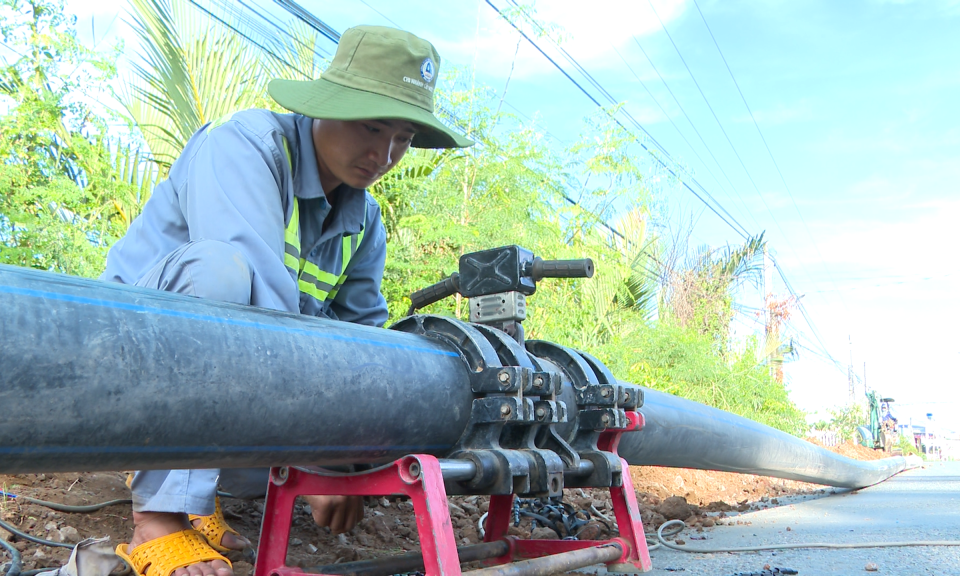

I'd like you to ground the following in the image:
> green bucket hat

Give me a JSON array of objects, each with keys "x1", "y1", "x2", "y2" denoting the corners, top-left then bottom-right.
[{"x1": 269, "y1": 25, "x2": 473, "y2": 149}]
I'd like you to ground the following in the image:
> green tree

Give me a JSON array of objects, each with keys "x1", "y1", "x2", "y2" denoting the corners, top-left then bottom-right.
[{"x1": 0, "y1": 0, "x2": 157, "y2": 276}]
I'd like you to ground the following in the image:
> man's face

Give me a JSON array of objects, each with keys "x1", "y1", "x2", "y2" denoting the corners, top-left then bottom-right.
[{"x1": 312, "y1": 118, "x2": 417, "y2": 194}]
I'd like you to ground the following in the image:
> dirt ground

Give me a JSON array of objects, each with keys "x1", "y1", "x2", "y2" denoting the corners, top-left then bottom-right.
[{"x1": 0, "y1": 441, "x2": 887, "y2": 576}]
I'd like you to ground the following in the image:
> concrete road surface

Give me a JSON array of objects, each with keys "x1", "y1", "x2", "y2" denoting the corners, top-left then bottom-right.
[{"x1": 581, "y1": 461, "x2": 960, "y2": 575}]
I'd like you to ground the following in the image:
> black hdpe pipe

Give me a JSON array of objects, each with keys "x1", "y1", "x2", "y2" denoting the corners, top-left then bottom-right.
[
  {"x1": 0, "y1": 264, "x2": 905, "y2": 490},
  {"x1": 0, "y1": 264, "x2": 474, "y2": 473},
  {"x1": 617, "y1": 387, "x2": 908, "y2": 489}
]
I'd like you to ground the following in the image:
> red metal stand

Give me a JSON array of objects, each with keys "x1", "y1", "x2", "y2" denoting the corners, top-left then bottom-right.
[
  {"x1": 253, "y1": 412, "x2": 651, "y2": 576},
  {"x1": 481, "y1": 412, "x2": 652, "y2": 573},
  {"x1": 254, "y1": 455, "x2": 462, "y2": 576}
]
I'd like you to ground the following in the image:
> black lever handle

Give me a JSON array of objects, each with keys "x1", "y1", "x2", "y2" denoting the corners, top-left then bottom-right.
[
  {"x1": 529, "y1": 258, "x2": 594, "y2": 281},
  {"x1": 406, "y1": 273, "x2": 460, "y2": 316}
]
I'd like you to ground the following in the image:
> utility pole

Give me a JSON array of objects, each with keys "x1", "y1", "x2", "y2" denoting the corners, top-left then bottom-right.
[
  {"x1": 848, "y1": 335, "x2": 855, "y2": 404},
  {"x1": 863, "y1": 362, "x2": 867, "y2": 395},
  {"x1": 763, "y1": 245, "x2": 772, "y2": 343}
]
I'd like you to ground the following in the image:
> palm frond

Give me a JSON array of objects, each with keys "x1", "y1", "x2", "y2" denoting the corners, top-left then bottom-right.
[{"x1": 121, "y1": 0, "x2": 263, "y2": 161}]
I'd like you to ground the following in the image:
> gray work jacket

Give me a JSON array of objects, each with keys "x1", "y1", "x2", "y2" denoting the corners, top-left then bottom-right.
[{"x1": 101, "y1": 110, "x2": 389, "y2": 327}]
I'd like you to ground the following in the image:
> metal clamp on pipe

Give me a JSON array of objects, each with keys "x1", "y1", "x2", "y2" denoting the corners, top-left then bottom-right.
[{"x1": 394, "y1": 245, "x2": 640, "y2": 498}]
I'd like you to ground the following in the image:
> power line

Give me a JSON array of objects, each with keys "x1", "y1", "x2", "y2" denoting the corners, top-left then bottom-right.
[
  {"x1": 187, "y1": 0, "x2": 312, "y2": 78},
  {"x1": 489, "y1": 0, "x2": 753, "y2": 241},
  {"x1": 770, "y1": 252, "x2": 844, "y2": 374},
  {"x1": 355, "y1": 0, "x2": 401, "y2": 29},
  {"x1": 642, "y1": 1, "x2": 847, "y2": 371},
  {"x1": 690, "y1": 0, "x2": 851, "y2": 318},
  {"x1": 627, "y1": 35, "x2": 760, "y2": 235},
  {"x1": 645, "y1": 0, "x2": 805, "y2": 261},
  {"x1": 610, "y1": 42, "x2": 752, "y2": 238}
]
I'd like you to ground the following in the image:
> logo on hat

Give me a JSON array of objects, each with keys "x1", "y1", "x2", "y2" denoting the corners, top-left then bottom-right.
[{"x1": 420, "y1": 58, "x2": 435, "y2": 83}]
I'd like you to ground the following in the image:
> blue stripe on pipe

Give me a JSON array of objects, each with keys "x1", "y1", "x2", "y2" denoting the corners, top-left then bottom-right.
[
  {"x1": 0, "y1": 284, "x2": 459, "y2": 357},
  {"x1": 0, "y1": 444, "x2": 450, "y2": 455}
]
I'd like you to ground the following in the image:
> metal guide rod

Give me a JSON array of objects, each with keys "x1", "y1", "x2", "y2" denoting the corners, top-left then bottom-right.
[
  {"x1": 307, "y1": 541, "x2": 510, "y2": 576},
  {"x1": 462, "y1": 544, "x2": 622, "y2": 576},
  {"x1": 439, "y1": 459, "x2": 594, "y2": 482},
  {"x1": 0, "y1": 264, "x2": 907, "y2": 489}
]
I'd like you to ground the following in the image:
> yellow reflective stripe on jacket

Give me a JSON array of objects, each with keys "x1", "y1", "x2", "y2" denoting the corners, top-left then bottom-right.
[
  {"x1": 280, "y1": 135, "x2": 366, "y2": 304},
  {"x1": 283, "y1": 197, "x2": 300, "y2": 272}
]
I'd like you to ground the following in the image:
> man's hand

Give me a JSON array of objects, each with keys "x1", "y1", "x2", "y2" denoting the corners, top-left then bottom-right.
[{"x1": 304, "y1": 494, "x2": 365, "y2": 534}]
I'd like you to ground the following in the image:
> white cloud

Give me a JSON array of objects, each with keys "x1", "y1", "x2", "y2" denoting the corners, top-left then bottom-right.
[{"x1": 430, "y1": 0, "x2": 689, "y2": 81}]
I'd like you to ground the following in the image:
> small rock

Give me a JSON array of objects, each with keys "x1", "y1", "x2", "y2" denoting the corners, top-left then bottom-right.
[
  {"x1": 337, "y1": 533, "x2": 349, "y2": 546},
  {"x1": 33, "y1": 549, "x2": 47, "y2": 560},
  {"x1": 786, "y1": 526, "x2": 792, "y2": 531},
  {"x1": 701, "y1": 518, "x2": 715, "y2": 528},
  {"x1": 307, "y1": 544, "x2": 318, "y2": 553},
  {"x1": 59, "y1": 526, "x2": 81, "y2": 543},
  {"x1": 290, "y1": 538, "x2": 302, "y2": 546},
  {"x1": 448, "y1": 502, "x2": 465, "y2": 516},
  {"x1": 356, "y1": 533, "x2": 375, "y2": 547},
  {"x1": 576, "y1": 522, "x2": 603, "y2": 540},
  {"x1": 379, "y1": 497, "x2": 390, "y2": 508},
  {"x1": 461, "y1": 502, "x2": 479, "y2": 515},
  {"x1": 44, "y1": 521, "x2": 58, "y2": 532},
  {"x1": 865, "y1": 563, "x2": 879, "y2": 572},
  {"x1": 659, "y1": 496, "x2": 698, "y2": 521},
  {"x1": 369, "y1": 516, "x2": 396, "y2": 544},
  {"x1": 674, "y1": 539, "x2": 685, "y2": 545},
  {"x1": 530, "y1": 527, "x2": 559, "y2": 540}
]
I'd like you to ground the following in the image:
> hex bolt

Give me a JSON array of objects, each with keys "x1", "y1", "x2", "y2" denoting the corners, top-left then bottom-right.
[
  {"x1": 600, "y1": 387, "x2": 611, "y2": 398},
  {"x1": 498, "y1": 371, "x2": 511, "y2": 384},
  {"x1": 601, "y1": 413, "x2": 611, "y2": 425},
  {"x1": 533, "y1": 376, "x2": 544, "y2": 389},
  {"x1": 535, "y1": 407, "x2": 546, "y2": 419},
  {"x1": 500, "y1": 404, "x2": 512, "y2": 416}
]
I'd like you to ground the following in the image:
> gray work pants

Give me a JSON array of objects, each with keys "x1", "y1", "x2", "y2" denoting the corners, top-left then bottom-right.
[{"x1": 128, "y1": 239, "x2": 271, "y2": 514}]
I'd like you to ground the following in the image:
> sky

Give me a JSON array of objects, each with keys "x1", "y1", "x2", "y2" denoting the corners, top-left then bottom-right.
[{"x1": 40, "y1": 0, "x2": 960, "y2": 430}]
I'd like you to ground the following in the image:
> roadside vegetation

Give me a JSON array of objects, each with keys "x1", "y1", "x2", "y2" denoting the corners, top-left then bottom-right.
[{"x1": 0, "y1": 0, "x2": 806, "y2": 435}]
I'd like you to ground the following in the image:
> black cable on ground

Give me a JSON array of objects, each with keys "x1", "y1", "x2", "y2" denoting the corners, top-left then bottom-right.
[
  {"x1": 0, "y1": 492, "x2": 131, "y2": 515},
  {"x1": 1, "y1": 535, "x2": 23, "y2": 576},
  {"x1": 655, "y1": 519, "x2": 960, "y2": 553},
  {"x1": 0, "y1": 518, "x2": 73, "y2": 550}
]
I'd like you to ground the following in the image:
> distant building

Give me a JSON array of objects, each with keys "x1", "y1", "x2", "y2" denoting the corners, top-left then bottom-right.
[{"x1": 900, "y1": 414, "x2": 944, "y2": 460}]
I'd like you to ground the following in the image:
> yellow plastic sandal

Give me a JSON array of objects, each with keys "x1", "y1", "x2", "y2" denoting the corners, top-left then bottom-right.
[
  {"x1": 115, "y1": 529, "x2": 230, "y2": 576},
  {"x1": 188, "y1": 497, "x2": 244, "y2": 554}
]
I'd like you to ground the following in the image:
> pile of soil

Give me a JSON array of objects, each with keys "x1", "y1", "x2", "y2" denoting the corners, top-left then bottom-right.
[{"x1": 0, "y1": 441, "x2": 889, "y2": 576}]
